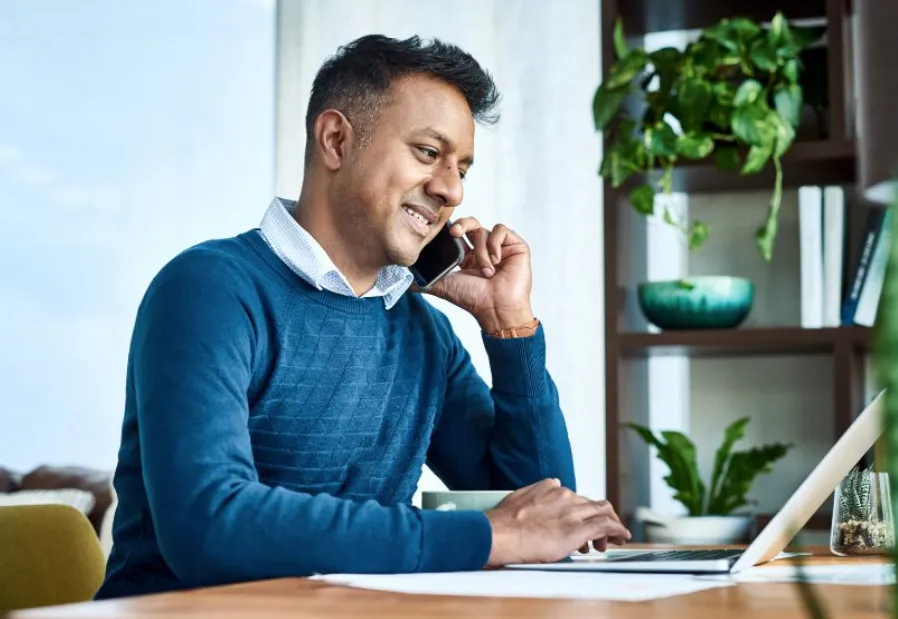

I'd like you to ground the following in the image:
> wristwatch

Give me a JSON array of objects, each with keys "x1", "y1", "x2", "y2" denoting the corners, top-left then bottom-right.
[{"x1": 488, "y1": 318, "x2": 540, "y2": 339}]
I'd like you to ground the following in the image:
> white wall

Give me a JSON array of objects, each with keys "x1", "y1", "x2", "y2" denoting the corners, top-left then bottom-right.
[
  {"x1": 274, "y1": 0, "x2": 606, "y2": 500},
  {"x1": 0, "y1": 1, "x2": 275, "y2": 472}
]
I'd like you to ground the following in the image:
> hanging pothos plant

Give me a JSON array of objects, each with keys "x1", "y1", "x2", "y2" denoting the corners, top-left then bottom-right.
[{"x1": 593, "y1": 13, "x2": 825, "y2": 261}]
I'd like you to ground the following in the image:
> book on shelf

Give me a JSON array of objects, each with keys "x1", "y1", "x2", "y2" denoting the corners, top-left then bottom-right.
[
  {"x1": 798, "y1": 185, "x2": 845, "y2": 328},
  {"x1": 842, "y1": 206, "x2": 892, "y2": 327},
  {"x1": 798, "y1": 185, "x2": 894, "y2": 330}
]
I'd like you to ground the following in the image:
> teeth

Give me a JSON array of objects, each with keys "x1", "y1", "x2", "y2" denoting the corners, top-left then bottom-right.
[{"x1": 403, "y1": 207, "x2": 429, "y2": 225}]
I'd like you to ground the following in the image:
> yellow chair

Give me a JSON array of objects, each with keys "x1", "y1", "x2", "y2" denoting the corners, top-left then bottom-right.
[{"x1": 0, "y1": 503, "x2": 106, "y2": 611}]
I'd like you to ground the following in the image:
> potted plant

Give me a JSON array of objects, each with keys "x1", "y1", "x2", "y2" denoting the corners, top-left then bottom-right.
[
  {"x1": 593, "y1": 13, "x2": 825, "y2": 262},
  {"x1": 830, "y1": 464, "x2": 895, "y2": 556},
  {"x1": 626, "y1": 416, "x2": 792, "y2": 544}
]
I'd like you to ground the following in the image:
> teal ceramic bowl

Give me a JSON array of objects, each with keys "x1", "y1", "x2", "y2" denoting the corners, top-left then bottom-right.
[{"x1": 637, "y1": 276, "x2": 754, "y2": 330}]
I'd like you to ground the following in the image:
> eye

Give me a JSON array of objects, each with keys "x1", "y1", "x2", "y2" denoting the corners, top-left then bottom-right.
[
  {"x1": 459, "y1": 168, "x2": 468, "y2": 180},
  {"x1": 417, "y1": 146, "x2": 438, "y2": 160}
]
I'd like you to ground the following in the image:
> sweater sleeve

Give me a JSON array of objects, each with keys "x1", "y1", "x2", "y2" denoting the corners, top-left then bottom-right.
[
  {"x1": 425, "y1": 315, "x2": 576, "y2": 492},
  {"x1": 132, "y1": 250, "x2": 492, "y2": 588}
]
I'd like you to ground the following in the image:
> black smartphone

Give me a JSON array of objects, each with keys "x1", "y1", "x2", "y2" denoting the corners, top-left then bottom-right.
[{"x1": 409, "y1": 222, "x2": 467, "y2": 290}]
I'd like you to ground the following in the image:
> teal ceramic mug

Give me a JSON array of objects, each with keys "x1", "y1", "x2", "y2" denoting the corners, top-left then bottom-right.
[{"x1": 421, "y1": 490, "x2": 511, "y2": 512}]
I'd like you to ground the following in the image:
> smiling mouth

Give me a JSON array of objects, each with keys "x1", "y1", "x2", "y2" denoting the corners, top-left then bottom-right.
[
  {"x1": 401, "y1": 205, "x2": 436, "y2": 238},
  {"x1": 403, "y1": 205, "x2": 436, "y2": 224}
]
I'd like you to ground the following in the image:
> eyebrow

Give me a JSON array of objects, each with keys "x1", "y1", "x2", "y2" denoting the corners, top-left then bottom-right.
[{"x1": 420, "y1": 128, "x2": 474, "y2": 167}]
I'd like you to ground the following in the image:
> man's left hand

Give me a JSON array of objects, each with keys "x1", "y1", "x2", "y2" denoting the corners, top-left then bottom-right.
[{"x1": 420, "y1": 217, "x2": 534, "y2": 334}]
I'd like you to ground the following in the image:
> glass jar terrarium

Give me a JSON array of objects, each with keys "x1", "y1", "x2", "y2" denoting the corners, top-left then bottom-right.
[{"x1": 830, "y1": 467, "x2": 895, "y2": 556}]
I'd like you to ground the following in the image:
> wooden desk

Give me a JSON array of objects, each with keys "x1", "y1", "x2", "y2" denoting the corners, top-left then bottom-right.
[{"x1": 5, "y1": 551, "x2": 892, "y2": 619}]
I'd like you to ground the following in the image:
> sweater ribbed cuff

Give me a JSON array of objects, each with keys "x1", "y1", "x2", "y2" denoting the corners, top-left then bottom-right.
[
  {"x1": 482, "y1": 324, "x2": 547, "y2": 397},
  {"x1": 416, "y1": 510, "x2": 492, "y2": 573}
]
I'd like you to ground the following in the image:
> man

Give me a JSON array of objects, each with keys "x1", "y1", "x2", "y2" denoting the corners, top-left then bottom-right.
[{"x1": 95, "y1": 34, "x2": 629, "y2": 599}]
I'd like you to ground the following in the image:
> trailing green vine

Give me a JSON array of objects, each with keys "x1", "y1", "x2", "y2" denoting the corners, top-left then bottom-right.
[{"x1": 594, "y1": 13, "x2": 824, "y2": 261}]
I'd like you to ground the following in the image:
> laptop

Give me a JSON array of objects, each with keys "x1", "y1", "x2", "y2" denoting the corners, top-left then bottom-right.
[{"x1": 507, "y1": 390, "x2": 885, "y2": 574}]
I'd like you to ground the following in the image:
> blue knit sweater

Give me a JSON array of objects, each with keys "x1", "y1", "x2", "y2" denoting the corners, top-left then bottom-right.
[{"x1": 95, "y1": 230, "x2": 575, "y2": 599}]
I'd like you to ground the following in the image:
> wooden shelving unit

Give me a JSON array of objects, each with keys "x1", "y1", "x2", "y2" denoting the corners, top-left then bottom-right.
[
  {"x1": 664, "y1": 140, "x2": 857, "y2": 194},
  {"x1": 601, "y1": 0, "x2": 868, "y2": 532},
  {"x1": 620, "y1": 326, "x2": 871, "y2": 358}
]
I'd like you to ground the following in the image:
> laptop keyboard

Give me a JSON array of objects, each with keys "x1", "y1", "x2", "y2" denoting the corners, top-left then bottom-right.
[{"x1": 606, "y1": 549, "x2": 744, "y2": 563}]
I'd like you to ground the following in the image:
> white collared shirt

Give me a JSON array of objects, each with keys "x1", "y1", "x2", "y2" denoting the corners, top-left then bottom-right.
[{"x1": 257, "y1": 197, "x2": 413, "y2": 309}]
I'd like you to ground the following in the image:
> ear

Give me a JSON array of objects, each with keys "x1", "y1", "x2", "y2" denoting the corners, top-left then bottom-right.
[{"x1": 313, "y1": 110, "x2": 354, "y2": 171}]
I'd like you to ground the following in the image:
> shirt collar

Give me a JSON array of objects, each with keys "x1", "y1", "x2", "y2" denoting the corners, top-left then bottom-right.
[{"x1": 259, "y1": 197, "x2": 413, "y2": 309}]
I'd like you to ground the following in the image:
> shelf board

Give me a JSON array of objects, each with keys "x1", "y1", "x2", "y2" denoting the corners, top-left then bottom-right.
[
  {"x1": 661, "y1": 140, "x2": 857, "y2": 195},
  {"x1": 619, "y1": 326, "x2": 871, "y2": 358},
  {"x1": 616, "y1": 0, "x2": 826, "y2": 35}
]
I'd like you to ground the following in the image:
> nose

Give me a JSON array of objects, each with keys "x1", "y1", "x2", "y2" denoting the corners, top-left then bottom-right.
[{"x1": 425, "y1": 165, "x2": 464, "y2": 208}]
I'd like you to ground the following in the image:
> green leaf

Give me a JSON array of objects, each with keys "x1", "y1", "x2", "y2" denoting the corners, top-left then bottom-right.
[
  {"x1": 628, "y1": 184, "x2": 656, "y2": 215},
  {"x1": 600, "y1": 136, "x2": 641, "y2": 188},
  {"x1": 790, "y1": 25, "x2": 826, "y2": 50},
  {"x1": 711, "y1": 443, "x2": 792, "y2": 515},
  {"x1": 607, "y1": 49, "x2": 649, "y2": 89},
  {"x1": 663, "y1": 206, "x2": 680, "y2": 226},
  {"x1": 624, "y1": 422, "x2": 664, "y2": 450},
  {"x1": 702, "y1": 21, "x2": 740, "y2": 53},
  {"x1": 599, "y1": 149, "x2": 622, "y2": 185},
  {"x1": 660, "y1": 431, "x2": 706, "y2": 516},
  {"x1": 728, "y1": 17, "x2": 762, "y2": 41},
  {"x1": 650, "y1": 47, "x2": 682, "y2": 94},
  {"x1": 749, "y1": 37, "x2": 779, "y2": 72},
  {"x1": 688, "y1": 39, "x2": 723, "y2": 74},
  {"x1": 742, "y1": 144, "x2": 772, "y2": 175},
  {"x1": 708, "y1": 104, "x2": 731, "y2": 131},
  {"x1": 613, "y1": 17, "x2": 629, "y2": 60},
  {"x1": 706, "y1": 417, "x2": 750, "y2": 514},
  {"x1": 769, "y1": 12, "x2": 789, "y2": 46},
  {"x1": 603, "y1": 148, "x2": 633, "y2": 187},
  {"x1": 689, "y1": 220, "x2": 710, "y2": 250},
  {"x1": 650, "y1": 121, "x2": 678, "y2": 157},
  {"x1": 783, "y1": 59, "x2": 800, "y2": 84},
  {"x1": 734, "y1": 79, "x2": 763, "y2": 107},
  {"x1": 625, "y1": 423, "x2": 706, "y2": 515},
  {"x1": 732, "y1": 104, "x2": 775, "y2": 147},
  {"x1": 676, "y1": 132, "x2": 714, "y2": 159},
  {"x1": 774, "y1": 84, "x2": 803, "y2": 128},
  {"x1": 714, "y1": 145, "x2": 741, "y2": 171},
  {"x1": 714, "y1": 81, "x2": 737, "y2": 107},
  {"x1": 677, "y1": 78, "x2": 714, "y2": 132},
  {"x1": 770, "y1": 110, "x2": 796, "y2": 157},
  {"x1": 756, "y1": 212, "x2": 778, "y2": 262},
  {"x1": 592, "y1": 83, "x2": 627, "y2": 130}
]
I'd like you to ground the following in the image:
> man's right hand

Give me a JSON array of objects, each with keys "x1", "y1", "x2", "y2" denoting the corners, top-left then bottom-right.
[{"x1": 484, "y1": 478, "x2": 631, "y2": 567}]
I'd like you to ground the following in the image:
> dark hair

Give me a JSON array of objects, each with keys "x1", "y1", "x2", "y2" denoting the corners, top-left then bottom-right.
[{"x1": 304, "y1": 34, "x2": 501, "y2": 164}]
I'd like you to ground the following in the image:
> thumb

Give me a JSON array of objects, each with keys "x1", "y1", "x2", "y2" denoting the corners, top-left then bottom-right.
[{"x1": 414, "y1": 274, "x2": 456, "y2": 300}]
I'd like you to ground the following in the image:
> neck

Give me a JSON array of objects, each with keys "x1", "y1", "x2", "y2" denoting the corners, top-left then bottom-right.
[{"x1": 293, "y1": 192, "x2": 380, "y2": 296}]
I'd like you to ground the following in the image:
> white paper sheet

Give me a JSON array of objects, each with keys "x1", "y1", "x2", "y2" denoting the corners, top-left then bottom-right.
[
  {"x1": 312, "y1": 569, "x2": 734, "y2": 602},
  {"x1": 718, "y1": 564, "x2": 895, "y2": 586}
]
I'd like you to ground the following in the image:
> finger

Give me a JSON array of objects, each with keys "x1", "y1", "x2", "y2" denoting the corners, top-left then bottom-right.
[
  {"x1": 594, "y1": 500, "x2": 622, "y2": 524},
  {"x1": 584, "y1": 516, "x2": 631, "y2": 543},
  {"x1": 452, "y1": 217, "x2": 494, "y2": 276},
  {"x1": 457, "y1": 230, "x2": 489, "y2": 273},
  {"x1": 593, "y1": 537, "x2": 607, "y2": 553},
  {"x1": 470, "y1": 230, "x2": 493, "y2": 276},
  {"x1": 449, "y1": 216, "x2": 482, "y2": 236},
  {"x1": 606, "y1": 534, "x2": 630, "y2": 546},
  {"x1": 566, "y1": 500, "x2": 620, "y2": 521},
  {"x1": 487, "y1": 224, "x2": 510, "y2": 265},
  {"x1": 578, "y1": 543, "x2": 590, "y2": 554}
]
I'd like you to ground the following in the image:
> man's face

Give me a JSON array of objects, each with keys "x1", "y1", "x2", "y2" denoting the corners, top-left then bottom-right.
[{"x1": 333, "y1": 74, "x2": 475, "y2": 268}]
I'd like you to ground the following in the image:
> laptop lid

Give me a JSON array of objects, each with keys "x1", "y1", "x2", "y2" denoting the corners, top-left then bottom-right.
[{"x1": 730, "y1": 390, "x2": 885, "y2": 572}]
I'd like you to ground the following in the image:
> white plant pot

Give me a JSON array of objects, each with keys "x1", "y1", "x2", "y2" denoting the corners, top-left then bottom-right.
[{"x1": 643, "y1": 515, "x2": 753, "y2": 545}]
